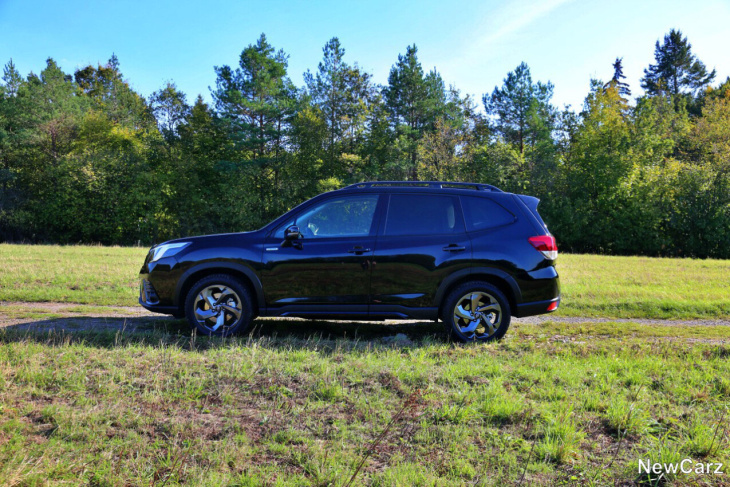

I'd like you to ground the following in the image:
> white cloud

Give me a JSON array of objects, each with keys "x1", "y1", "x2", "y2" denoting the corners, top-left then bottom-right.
[
  {"x1": 475, "y1": 0, "x2": 576, "y2": 49},
  {"x1": 438, "y1": 0, "x2": 577, "y2": 95}
]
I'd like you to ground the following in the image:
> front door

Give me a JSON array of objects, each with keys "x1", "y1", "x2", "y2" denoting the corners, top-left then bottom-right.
[{"x1": 261, "y1": 194, "x2": 381, "y2": 311}]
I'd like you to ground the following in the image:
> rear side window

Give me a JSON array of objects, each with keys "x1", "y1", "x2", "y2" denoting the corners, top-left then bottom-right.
[
  {"x1": 384, "y1": 194, "x2": 463, "y2": 236},
  {"x1": 460, "y1": 196, "x2": 515, "y2": 231}
]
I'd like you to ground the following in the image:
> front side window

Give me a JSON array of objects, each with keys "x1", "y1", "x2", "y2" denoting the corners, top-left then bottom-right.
[
  {"x1": 384, "y1": 194, "x2": 463, "y2": 236},
  {"x1": 275, "y1": 195, "x2": 379, "y2": 239}
]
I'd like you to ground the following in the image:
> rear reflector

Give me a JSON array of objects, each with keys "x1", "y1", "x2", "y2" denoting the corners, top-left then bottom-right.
[
  {"x1": 546, "y1": 301, "x2": 558, "y2": 312},
  {"x1": 528, "y1": 235, "x2": 558, "y2": 260}
]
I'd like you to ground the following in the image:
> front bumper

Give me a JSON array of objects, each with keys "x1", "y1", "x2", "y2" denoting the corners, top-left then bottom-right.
[
  {"x1": 139, "y1": 252, "x2": 183, "y2": 308},
  {"x1": 139, "y1": 277, "x2": 179, "y2": 314},
  {"x1": 139, "y1": 296, "x2": 179, "y2": 315},
  {"x1": 139, "y1": 278, "x2": 160, "y2": 305},
  {"x1": 138, "y1": 264, "x2": 180, "y2": 314}
]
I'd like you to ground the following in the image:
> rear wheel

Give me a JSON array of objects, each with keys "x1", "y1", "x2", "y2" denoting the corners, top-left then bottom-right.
[
  {"x1": 184, "y1": 274, "x2": 254, "y2": 337},
  {"x1": 442, "y1": 281, "x2": 511, "y2": 342}
]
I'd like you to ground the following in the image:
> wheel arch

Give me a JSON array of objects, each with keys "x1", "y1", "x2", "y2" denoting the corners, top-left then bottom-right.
[
  {"x1": 175, "y1": 262, "x2": 264, "y2": 314},
  {"x1": 434, "y1": 267, "x2": 521, "y2": 319}
]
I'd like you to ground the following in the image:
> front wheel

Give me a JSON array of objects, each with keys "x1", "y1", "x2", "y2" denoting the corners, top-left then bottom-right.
[
  {"x1": 442, "y1": 281, "x2": 511, "y2": 343},
  {"x1": 184, "y1": 274, "x2": 254, "y2": 337}
]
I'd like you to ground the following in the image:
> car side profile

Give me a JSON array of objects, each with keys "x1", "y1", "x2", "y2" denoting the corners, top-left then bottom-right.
[{"x1": 139, "y1": 181, "x2": 560, "y2": 342}]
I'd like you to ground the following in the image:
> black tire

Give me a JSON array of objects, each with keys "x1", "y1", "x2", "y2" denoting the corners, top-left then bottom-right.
[
  {"x1": 442, "y1": 281, "x2": 511, "y2": 343},
  {"x1": 184, "y1": 274, "x2": 254, "y2": 337}
]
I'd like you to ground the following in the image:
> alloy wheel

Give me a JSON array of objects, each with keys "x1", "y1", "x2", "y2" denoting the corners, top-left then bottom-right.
[
  {"x1": 193, "y1": 284, "x2": 243, "y2": 333},
  {"x1": 452, "y1": 291, "x2": 502, "y2": 340}
]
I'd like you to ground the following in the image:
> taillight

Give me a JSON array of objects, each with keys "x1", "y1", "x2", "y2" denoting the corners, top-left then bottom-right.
[{"x1": 528, "y1": 235, "x2": 558, "y2": 260}]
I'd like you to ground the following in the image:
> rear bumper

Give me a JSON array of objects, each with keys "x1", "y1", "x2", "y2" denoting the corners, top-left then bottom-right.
[{"x1": 513, "y1": 296, "x2": 560, "y2": 318}]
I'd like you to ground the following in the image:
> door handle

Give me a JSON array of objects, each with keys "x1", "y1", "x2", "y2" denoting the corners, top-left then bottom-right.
[
  {"x1": 348, "y1": 246, "x2": 371, "y2": 254},
  {"x1": 442, "y1": 244, "x2": 466, "y2": 252}
]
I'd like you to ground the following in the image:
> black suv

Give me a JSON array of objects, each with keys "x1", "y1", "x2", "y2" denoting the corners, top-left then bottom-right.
[{"x1": 139, "y1": 181, "x2": 560, "y2": 342}]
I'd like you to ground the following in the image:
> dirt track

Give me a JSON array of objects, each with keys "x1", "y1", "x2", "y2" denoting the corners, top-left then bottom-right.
[
  {"x1": 1, "y1": 301, "x2": 729, "y2": 335},
  {"x1": 0, "y1": 301, "x2": 165, "y2": 333}
]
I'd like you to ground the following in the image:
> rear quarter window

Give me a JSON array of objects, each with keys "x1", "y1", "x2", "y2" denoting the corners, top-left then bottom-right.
[{"x1": 460, "y1": 195, "x2": 516, "y2": 231}]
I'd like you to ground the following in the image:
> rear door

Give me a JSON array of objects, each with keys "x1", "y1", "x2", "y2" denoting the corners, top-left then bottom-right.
[{"x1": 369, "y1": 193, "x2": 472, "y2": 311}]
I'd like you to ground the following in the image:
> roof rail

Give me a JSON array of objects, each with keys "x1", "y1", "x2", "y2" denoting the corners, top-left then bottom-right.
[{"x1": 343, "y1": 181, "x2": 503, "y2": 192}]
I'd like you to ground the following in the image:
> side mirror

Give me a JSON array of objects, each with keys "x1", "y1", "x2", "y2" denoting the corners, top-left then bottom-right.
[
  {"x1": 283, "y1": 225, "x2": 302, "y2": 248},
  {"x1": 284, "y1": 225, "x2": 301, "y2": 241}
]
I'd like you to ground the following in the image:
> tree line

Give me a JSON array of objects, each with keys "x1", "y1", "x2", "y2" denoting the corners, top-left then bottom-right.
[{"x1": 1, "y1": 29, "x2": 728, "y2": 257}]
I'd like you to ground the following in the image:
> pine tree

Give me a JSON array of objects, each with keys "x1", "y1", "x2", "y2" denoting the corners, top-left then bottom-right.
[
  {"x1": 641, "y1": 29, "x2": 716, "y2": 96},
  {"x1": 2, "y1": 60, "x2": 22, "y2": 97},
  {"x1": 0, "y1": 60, "x2": 25, "y2": 223},
  {"x1": 604, "y1": 57, "x2": 631, "y2": 100},
  {"x1": 213, "y1": 34, "x2": 296, "y2": 163},
  {"x1": 383, "y1": 45, "x2": 448, "y2": 178},
  {"x1": 384, "y1": 45, "x2": 428, "y2": 131},
  {"x1": 303, "y1": 37, "x2": 373, "y2": 165},
  {"x1": 483, "y1": 62, "x2": 554, "y2": 154},
  {"x1": 212, "y1": 33, "x2": 297, "y2": 223}
]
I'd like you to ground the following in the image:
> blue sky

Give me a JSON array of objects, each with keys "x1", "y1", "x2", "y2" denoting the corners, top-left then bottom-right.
[{"x1": 1, "y1": 0, "x2": 728, "y2": 110}]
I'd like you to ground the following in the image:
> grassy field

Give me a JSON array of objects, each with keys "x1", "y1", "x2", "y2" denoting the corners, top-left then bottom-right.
[
  {"x1": 1, "y1": 243, "x2": 729, "y2": 319},
  {"x1": 1, "y1": 244, "x2": 729, "y2": 485},
  {"x1": 558, "y1": 254, "x2": 730, "y2": 319},
  {"x1": 0, "y1": 244, "x2": 143, "y2": 307},
  {"x1": 0, "y1": 320, "x2": 728, "y2": 485}
]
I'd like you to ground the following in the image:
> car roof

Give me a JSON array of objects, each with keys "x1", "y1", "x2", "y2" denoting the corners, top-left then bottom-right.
[{"x1": 263, "y1": 181, "x2": 514, "y2": 233}]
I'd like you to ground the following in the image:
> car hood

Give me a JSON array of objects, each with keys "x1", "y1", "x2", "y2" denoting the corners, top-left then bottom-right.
[{"x1": 152, "y1": 230, "x2": 262, "y2": 248}]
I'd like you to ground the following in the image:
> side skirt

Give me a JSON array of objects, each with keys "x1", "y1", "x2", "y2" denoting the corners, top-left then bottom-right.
[{"x1": 260, "y1": 304, "x2": 439, "y2": 321}]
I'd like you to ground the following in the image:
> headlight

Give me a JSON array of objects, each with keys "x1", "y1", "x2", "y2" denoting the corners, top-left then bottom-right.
[{"x1": 150, "y1": 242, "x2": 190, "y2": 262}]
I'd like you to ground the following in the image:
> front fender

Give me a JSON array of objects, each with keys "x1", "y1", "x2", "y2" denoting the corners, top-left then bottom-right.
[{"x1": 174, "y1": 261, "x2": 265, "y2": 309}]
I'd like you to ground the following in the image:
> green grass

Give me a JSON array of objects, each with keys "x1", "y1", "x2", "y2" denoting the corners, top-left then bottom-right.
[
  {"x1": 0, "y1": 244, "x2": 144, "y2": 306},
  {"x1": 558, "y1": 253, "x2": 730, "y2": 319},
  {"x1": 1, "y1": 244, "x2": 729, "y2": 484},
  {"x1": 1, "y1": 243, "x2": 729, "y2": 319},
  {"x1": 0, "y1": 320, "x2": 728, "y2": 485}
]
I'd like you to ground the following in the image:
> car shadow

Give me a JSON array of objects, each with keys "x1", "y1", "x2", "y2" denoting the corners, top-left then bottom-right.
[{"x1": 0, "y1": 314, "x2": 448, "y2": 350}]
